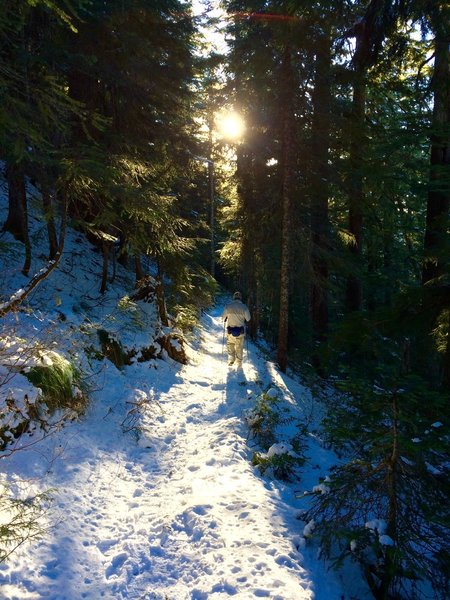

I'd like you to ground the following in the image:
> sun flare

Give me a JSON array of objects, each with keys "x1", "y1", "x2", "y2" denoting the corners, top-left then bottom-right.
[{"x1": 216, "y1": 110, "x2": 246, "y2": 140}]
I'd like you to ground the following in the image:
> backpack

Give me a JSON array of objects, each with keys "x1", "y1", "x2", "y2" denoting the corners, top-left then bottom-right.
[{"x1": 227, "y1": 326, "x2": 244, "y2": 337}]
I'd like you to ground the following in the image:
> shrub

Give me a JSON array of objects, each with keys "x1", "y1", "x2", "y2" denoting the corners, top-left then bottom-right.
[
  {"x1": 0, "y1": 481, "x2": 52, "y2": 563},
  {"x1": 305, "y1": 366, "x2": 450, "y2": 600},
  {"x1": 172, "y1": 304, "x2": 199, "y2": 333},
  {"x1": 245, "y1": 387, "x2": 280, "y2": 448},
  {"x1": 252, "y1": 442, "x2": 305, "y2": 481},
  {"x1": 245, "y1": 387, "x2": 308, "y2": 482},
  {"x1": 1, "y1": 339, "x2": 87, "y2": 449},
  {"x1": 120, "y1": 387, "x2": 162, "y2": 441},
  {"x1": 117, "y1": 295, "x2": 146, "y2": 330},
  {"x1": 96, "y1": 329, "x2": 130, "y2": 368}
]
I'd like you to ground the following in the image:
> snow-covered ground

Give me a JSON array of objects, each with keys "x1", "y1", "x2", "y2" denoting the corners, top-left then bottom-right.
[
  {"x1": 0, "y1": 303, "x2": 371, "y2": 599},
  {"x1": 0, "y1": 174, "x2": 371, "y2": 598}
]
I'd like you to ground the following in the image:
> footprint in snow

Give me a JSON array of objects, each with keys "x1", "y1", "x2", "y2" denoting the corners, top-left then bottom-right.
[
  {"x1": 211, "y1": 582, "x2": 238, "y2": 595},
  {"x1": 274, "y1": 554, "x2": 297, "y2": 569},
  {"x1": 40, "y1": 559, "x2": 60, "y2": 579},
  {"x1": 254, "y1": 589, "x2": 271, "y2": 597},
  {"x1": 187, "y1": 380, "x2": 209, "y2": 387},
  {"x1": 105, "y1": 552, "x2": 128, "y2": 579},
  {"x1": 191, "y1": 505, "x2": 211, "y2": 516},
  {"x1": 211, "y1": 383, "x2": 224, "y2": 390},
  {"x1": 97, "y1": 539, "x2": 117, "y2": 554}
]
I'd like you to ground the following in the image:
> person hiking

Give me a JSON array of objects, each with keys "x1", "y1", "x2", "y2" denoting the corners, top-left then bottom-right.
[{"x1": 222, "y1": 291, "x2": 251, "y2": 368}]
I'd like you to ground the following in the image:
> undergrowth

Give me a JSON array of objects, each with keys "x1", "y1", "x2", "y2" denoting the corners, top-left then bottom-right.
[
  {"x1": 0, "y1": 482, "x2": 52, "y2": 564},
  {"x1": 245, "y1": 386, "x2": 307, "y2": 482}
]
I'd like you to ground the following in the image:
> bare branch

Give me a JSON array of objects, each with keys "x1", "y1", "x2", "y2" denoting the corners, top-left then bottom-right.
[{"x1": 0, "y1": 197, "x2": 68, "y2": 319}]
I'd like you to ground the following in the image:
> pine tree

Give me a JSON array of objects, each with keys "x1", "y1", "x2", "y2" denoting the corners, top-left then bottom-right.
[
  {"x1": 63, "y1": 0, "x2": 198, "y2": 289},
  {"x1": 0, "y1": 1, "x2": 83, "y2": 273},
  {"x1": 305, "y1": 332, "x2": 449, "y2": 599}
]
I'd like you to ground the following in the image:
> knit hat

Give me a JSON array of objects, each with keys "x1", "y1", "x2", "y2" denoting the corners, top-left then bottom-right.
[{"x1": 233, "y1": 291, "x2": 242, "y2": 300}]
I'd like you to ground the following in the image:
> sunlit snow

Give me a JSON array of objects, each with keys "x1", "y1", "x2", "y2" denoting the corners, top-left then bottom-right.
[
  {"x1": 0, "y1": 179, "x2": 372, "y2": 599},
  {"x1": 0, "y1": 310, "x2": 371, "y2": 599}
]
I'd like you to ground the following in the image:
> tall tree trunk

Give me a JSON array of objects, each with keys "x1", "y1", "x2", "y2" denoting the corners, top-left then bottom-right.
[
  {"x1": 134, "y1": 254, "x2": 144, "y2": 283},
  {"x1": 0, "y1": 194, "x2": 68, "y2": 317},
  {"x1": 310, "y1": 27, "x2": 331, "y2": 340},
  {"x1": 41, "y1": 184, "x2": 58, "y2": 260},
  {"x1": 366, "y1": 236, "x2": 377, "y2": 312},
  {"x1": 208, "y1": 146, "x2": 215, "y2": 279},
  {"x1": 3, "y1": 163, "x2": 25, "y2": 241},
  {"x1": 237, "y1": 146, "x2": 259, "y2": 340},
  {"x1": 443, "y1": 320, "x2": 450, "y2": 390},
  {"x1": 117, "y1": 233, "x2": 129, "y2": 267},
  {"x1": 155, "y1": 274, "x2": 169, "y2": 327},
  {"x1": 3, "y1": 162, "x2": 31, "y2": 276},
  {"x1": 100, "y1": 240, "x2": 110, "y2": 294},
  {"x1": 277, "y1": 46, "x2": 296, "y2": 373},
  {"x1": 380, "y1": 392, "x2": 399, "y2": 599},
  {"x1": 421, "y1": 10, "x2": 450, "y2": 387},
  {"x1": 346, "y1": 26, "x2": 368, "y2": 312},
  {"x1": 153, "y1": 261, "x2": 170, "y2": 326},
  {"x1": 382, "y1": 230, "x2": 393, "y2": 307},
  {"x1": 109, "y1": 242, "x2": 116, "y2": 283},
  {"x1": 422, "y1": 14, "x2": 449, "y2": 287},
  {"x1": 241, "y1": 224, "x2": 258, "y2": 338}
]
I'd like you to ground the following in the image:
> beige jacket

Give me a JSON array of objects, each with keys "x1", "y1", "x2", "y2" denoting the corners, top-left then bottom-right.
[{"x1": 223, "y1": 299, "x2": 251, "y2": 328}]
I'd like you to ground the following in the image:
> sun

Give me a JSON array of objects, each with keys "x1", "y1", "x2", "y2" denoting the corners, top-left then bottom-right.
[{"x1": 215, "y1": 110, "x2": 246, "y2": 141}]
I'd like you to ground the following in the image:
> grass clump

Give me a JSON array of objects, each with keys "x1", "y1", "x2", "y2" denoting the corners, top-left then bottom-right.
[{"x1": 23, "y1": 350, "x2": 85, "y2": 414}]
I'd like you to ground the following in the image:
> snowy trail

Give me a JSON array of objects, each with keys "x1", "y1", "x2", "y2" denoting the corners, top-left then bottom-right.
[
  {"x1": 126, "y1": 312, "x2": 313, "y2": 600},
  {"x1": 1, "y1": 305, "x2": 364, "y2": 600}
]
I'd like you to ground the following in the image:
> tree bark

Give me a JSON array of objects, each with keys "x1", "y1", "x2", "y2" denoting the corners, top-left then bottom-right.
[
  {"x1": 100, "y1": 240, "x2": 110, "y2": 294},
  {"x1": 443, "y1": 320, "x2": 450, "y2": 390},
  {"x1": 421, "y1": 10, "x2": 450, "y2": 388},
  {"x1": 117, "y1": 233, "x2": 129, "y2": 267},
  {"x1": 155, "y1": 275, "x2": 170, "y2": 327},
  {"x1": 41, "y1": 185, "x2": 58, "y2": 260},
  {"x1": 236, "y1": 145, "x2": 259, "y2": 340},
  {"x1": 310, "y1": 27, "x2": 332, "y2": 339},
  {"x1": 378, "y1": 392, "x2": 399, "y2": 599},
  {"x1": 422, "y1": 14, "x2": 449, "y2": 287},
  {"x1": 346, "y1": 25, "x2": 368, "y2": 312},
  {"x1": 277, "y1": 46, "x2": 296, "y2": 373},
  {"x1": 0, "y1": 195, "x2": 68, "y2": 318},
  {"x1": 134, "y1": 254, "x2": 144, "y2": 283},
  {"x1": 208, "y1": 150, "x2": 215, "y2": 279},
  {"x1": 109, "y1": 242, "x2": 116, "y2": 283},
  {"x1": 3, "y1": 162, "x2": 31, "y2": 276}
]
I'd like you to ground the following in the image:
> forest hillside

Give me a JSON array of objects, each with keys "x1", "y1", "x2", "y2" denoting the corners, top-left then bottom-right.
[{"x1": 0, "y1": 175, "x2": 373, "y2": 600}]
